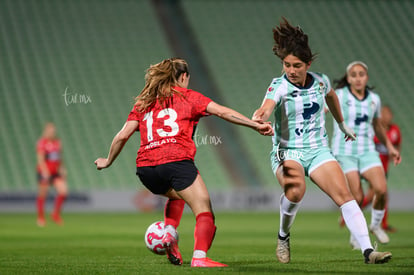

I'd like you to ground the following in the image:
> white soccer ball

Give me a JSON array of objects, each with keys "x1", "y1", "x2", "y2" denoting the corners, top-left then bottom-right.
[{"x1": 144, "y1": 221, "x2": 166, "y2": 255}]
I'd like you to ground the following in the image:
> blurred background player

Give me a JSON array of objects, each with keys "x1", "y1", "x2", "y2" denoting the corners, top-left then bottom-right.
[
  {"x1": 361, "y1": 106, "x2": 401, "y2": 232},
  {"x1": 252, "y1": 18, "x2": 391, "y2": 264},
  {"x1": 36, "y1": 122, "x2": 68, "y2": 226},
  {"x1": 331, "y1": 61, "x2": 401, "y2": 248},
  {"x1": 95, "y1": 58, "x2": 273, "y2": 267}
]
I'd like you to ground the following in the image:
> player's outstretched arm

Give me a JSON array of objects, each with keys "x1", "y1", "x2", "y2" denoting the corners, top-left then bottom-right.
[
  {"x1": 325, "y1": 89, "x2": 356, "y2": 141},
  {"x1": 206, "y1": 101, "x2": 273, "y2": 136},
  {"x1": 95, "y1": 120, "x2": 139, "y2": 170}
]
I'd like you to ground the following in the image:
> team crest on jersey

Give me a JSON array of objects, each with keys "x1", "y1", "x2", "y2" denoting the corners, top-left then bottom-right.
[
  {"x1": 268, "y1": 87, "x2": 274, "y2": 93},
  {"x1": 318, "y1": 82, "x2": 324, "y2": 93}
]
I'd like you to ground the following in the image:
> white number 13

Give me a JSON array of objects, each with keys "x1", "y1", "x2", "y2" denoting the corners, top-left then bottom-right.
[{"x1": 143, "y1": 108, "x2": 179, "y2": 142}]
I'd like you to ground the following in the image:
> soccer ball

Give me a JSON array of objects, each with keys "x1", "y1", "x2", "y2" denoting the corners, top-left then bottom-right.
[{"x1": 144, "y1": 221, "x2": 166, "y2": 255}]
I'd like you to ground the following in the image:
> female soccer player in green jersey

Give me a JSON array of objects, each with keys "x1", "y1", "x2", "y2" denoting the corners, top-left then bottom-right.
[
  {"x1": 331, "y1": 61, "x2": 401, "y2": 247},
  {"x1": 252, "y1": 18, "x2": 391, "y2": 264}
]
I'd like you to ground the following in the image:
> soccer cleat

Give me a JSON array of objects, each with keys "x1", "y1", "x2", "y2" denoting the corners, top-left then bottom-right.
[
  {"x1": 276, "y1": 233, "x2": 290, "y2": 263},
  {"x1": 370, "y1": 225, "x2": 390, "y2": 244},
  {"x1": 162, "y1": 229, "x2": 183, "y2": 265},
  {"x1": 37, "y1": 217, "x2": 46, "y2": 227},
  {"x1": 191, "y1": 257, "x2": 228, "y2": 267},
  {"x1": 51, "y1": 213, "x2": 64, "y2": 226},
  {"x1": 349, "y1": 235, "x2": 360, "y2": 250},
  {"x1": 364, "y1": 249, "x2": 392, "y2": 264}
]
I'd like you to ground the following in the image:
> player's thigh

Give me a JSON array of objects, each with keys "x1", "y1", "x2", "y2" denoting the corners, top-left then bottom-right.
[
  {"x1": 53, "y1": 177, "x2": 68, "y2": 195},
  {"x1": 344, "y1": 171, "x2": 364, "y2": 202},
  {"x1": 277, "y1": 160, "x2": 306, "y2": 201},
  {"x1": 176, "y1": 174, "x2": 212, "y2": 216},
  {"x1": 362, "y1": 166, "x2": 387, "y2": 195},
  {"x1": 310, "y1": 160, "x2": 353, "y2": 206}
]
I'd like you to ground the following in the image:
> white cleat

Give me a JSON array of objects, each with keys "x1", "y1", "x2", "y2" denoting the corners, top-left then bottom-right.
[
  {"x1": 370, "y1": 225, "x2": 390, "y2": 244},
  {"x1": 276, "y1": 234, "x2": 290, "y2": 263}
]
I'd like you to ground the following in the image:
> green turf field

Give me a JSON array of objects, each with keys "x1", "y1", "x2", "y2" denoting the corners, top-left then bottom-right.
[{"x1": 0, "y1": 212, "x2": 413, "y2": 274}]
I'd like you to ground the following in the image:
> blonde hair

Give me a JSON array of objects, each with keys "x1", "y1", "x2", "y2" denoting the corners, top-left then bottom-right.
[{"x1": 135, "y1": 58, "x2": 189, "y2": 112}]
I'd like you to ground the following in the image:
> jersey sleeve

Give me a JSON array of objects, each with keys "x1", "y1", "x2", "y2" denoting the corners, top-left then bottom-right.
[
  {"x1": 126, "y1": 106, "x2": 141, "y2": 130},
  {"x1": 127, "y1": 107, "x2": 140, "y2": 121},
  {"x1": 188, "y1": 90, "x2": 213, "y2": 117},
  {"x1": 36, "y1": 139, "x2": 45, "y2": 154},
  {"x1": 265, "y1": 78, "x2": 283, "y2": 104},
  {"x1": 394, "y1": 125, "x2": 402, "y2": 146},
  {"x1": 320, "y1": 73, "x2": 332, "y2": 96},
  {"x1": 373, "y1": 94, "x2": 382, "y2": 118}
]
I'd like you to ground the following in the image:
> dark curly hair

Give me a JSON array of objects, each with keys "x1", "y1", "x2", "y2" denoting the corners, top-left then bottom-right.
[{"x1": 272, "y1": 17, "x2": 316, "y2": 63}]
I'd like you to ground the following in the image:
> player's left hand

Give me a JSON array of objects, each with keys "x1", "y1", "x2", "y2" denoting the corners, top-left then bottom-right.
[
  {"x1": 338, "y1": 121, "x2": 356, "y2": 141},
  {"x1": 94, "y1": 158, "x2": 111, "y2": 170}
]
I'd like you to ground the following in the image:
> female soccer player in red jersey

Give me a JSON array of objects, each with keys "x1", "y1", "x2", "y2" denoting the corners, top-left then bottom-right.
[
  {"x1": 94, "y1": 58, "x2": 273, "y2": 268},
  {"x1": 36, "y1": 122, "x2": 68, "y2": 226}
]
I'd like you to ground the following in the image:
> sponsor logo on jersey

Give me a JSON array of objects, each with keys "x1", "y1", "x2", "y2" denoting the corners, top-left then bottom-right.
[{"x1": 302, "y1": 102, "x2": 320, "y2": 120}]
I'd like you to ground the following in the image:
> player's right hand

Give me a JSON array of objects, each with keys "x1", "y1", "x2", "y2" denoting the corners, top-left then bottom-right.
[{"x1": 94, "y1": 158, "x2": 111, "y2": 170}]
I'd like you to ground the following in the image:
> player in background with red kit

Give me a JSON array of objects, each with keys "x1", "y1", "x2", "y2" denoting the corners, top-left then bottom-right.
[
  {"x1": 363, "y1": 106, "x2": 401, "y2": 232},
  {"x1": 95, "y1": 58, "x2": 273, "y2": 267},
  {"x1": 36, "y1": 122, "x2": 68, "y2": 227}
]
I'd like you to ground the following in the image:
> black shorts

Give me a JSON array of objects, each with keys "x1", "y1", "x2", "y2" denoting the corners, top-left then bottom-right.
[
  {"x1": 37, "y1": 172, "x2": 62, "y2": 185},
  {"x1": 136, "y1": 160, "x2": 198, "y2": 195}
]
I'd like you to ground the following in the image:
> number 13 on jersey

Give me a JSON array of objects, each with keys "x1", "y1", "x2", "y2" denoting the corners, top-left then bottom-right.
[{"x1": 143, "y1": 108, "x2": 179, "y2": 142}]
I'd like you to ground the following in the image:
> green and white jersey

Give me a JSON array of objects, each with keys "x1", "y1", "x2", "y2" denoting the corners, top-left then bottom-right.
[
  {"x1": 265, "y1": 72, "x2": 331, "y2": 149},
  {"x1": 331, "y1": 86, "x2": 381, "y2": 155}
]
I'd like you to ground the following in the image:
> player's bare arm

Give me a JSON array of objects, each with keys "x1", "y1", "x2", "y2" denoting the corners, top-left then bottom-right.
[
  {"x1": 95, "y1": 120, "x2": 139, "y2": 170},
  {"x1": 325, "y1": 89, "x2": 356, "y2": 141},
  {"x1": 252, "y1": 99, "x2": 275, "y2": 123},
  {"x1": 206, "y1": 101, "x2": 273, "y2": 136}
]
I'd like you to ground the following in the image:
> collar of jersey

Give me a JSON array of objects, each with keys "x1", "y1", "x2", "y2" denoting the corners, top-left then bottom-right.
[
  {"x1": 346, "y1": 86, "x2": 370, "y2": 101},
  {"x1": 283, "y1": 73, "x2": 315, "y2": 90}
]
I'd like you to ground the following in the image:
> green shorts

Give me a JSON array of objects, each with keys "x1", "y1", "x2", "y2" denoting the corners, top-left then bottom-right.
[
  {"x1": 334, "y1": 152, "x2": 382, "y2": 174},
  {"x1": 270, "y1": 146, "x2": 336, "y2": 177}
]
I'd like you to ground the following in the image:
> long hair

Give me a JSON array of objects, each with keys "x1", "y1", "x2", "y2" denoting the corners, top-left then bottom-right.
[
  {"x1": 135, "y1": 58, "x2": 189, "y2": 112},
  {"x1": 272, "y1": 17, "x2": 316, "y2": 63}
]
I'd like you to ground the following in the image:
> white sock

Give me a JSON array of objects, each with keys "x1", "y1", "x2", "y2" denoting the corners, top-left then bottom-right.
[
  {"x1": 279, "y1": 193, "x2": 301, "y2": 238},
  {"x1": 341, "y1": 200, "x2": 373, "y2": 253},
  {"x1": 193, "y1": 250, "x2": 206, "y2": 259},
  {"x1": 370, "y1": 208, "x2": 385, "y2": 228}
]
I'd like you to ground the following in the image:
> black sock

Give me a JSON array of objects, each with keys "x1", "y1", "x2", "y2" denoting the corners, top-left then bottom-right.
[
  {"x1": 364, "y1": 248, "x2": 374, "y2": 259},
  {"x1": 278, "y1": 233, "x2": 290, "y2": 240}
]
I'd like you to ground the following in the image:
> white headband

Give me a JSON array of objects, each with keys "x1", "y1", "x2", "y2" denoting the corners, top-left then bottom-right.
[{"x1": 346, "y1": 61, "x2": 368, "y2": 74}]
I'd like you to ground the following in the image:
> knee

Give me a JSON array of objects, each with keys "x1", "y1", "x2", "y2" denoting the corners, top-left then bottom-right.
[
  {"x1": 284, "y1": 182, "x2": 305, "y2": 202},
  {"x1": 374, "y1": 187, "x2": 387, "y2": 201}
]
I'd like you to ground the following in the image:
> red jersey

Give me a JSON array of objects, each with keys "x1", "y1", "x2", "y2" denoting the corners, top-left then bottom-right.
[
  {"x1": 36, "y1": 138, "x2": 62, "y2": 174},
  {"x1": 127, "y1": 87, "x2": 212, "y2": 167},
  {"x1": 374, "y1": 124, "x2": 401, "y2": 172}
]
